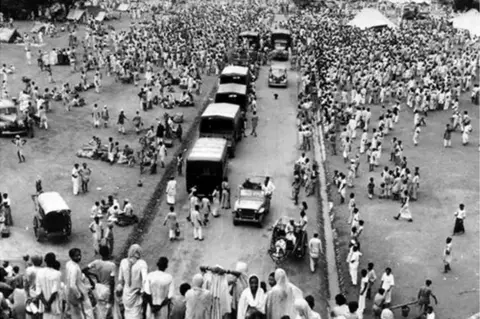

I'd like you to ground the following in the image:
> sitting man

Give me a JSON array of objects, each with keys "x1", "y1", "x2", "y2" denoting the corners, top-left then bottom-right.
[
  {"x1": 242, "y1": 178, "x2": 255, "y2": 189},
  {"x1": 179, "y1": 91, "x2": 193, "y2": 106},
  {"x1": 285, "y1": 219, "x2": 296, "y2": 246}
]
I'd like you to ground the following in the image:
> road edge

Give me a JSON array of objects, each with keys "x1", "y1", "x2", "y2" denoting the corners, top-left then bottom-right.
[
  {"x1": 116, "y1": 84, "x2": 218, "y2": 263},
  {"x1": 312, "y1": 109, "x2": 341, "y2": 311}
]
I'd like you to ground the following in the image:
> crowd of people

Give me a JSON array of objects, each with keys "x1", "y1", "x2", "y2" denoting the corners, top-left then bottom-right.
[
  {"x1": 289, "y1": 1, "x2": 477, "y2": 318},
  {"x1": 0, "y1": 246, "x2": 329, "y2": 319}
]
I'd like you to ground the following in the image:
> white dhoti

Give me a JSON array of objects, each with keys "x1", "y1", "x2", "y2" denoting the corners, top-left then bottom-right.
[{"x1": 72, "y1": 178, "x2": 79, "y2": 195}]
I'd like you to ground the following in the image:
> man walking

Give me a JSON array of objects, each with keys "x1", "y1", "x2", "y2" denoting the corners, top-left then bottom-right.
[
  {"x1": 12, "y1": 135, "x2": 27, "y2": 163},
  {"x1": 347, "y1": 245, "x2": 362, "y2": 286},
  {"x1": 452, "y1": 203, "x2": 466, "y2": 235},
  {"x1": 308, "y1": 233, "x2": 323, "y2": 273},
  {"x1": 250, "y1": 111, "x2": 258, "y2": 137},
  {"x1": 36, "y1": 253, "x2": 62, "y2": 319},
  {"x1": 417, "y1": 279, "x2": 438, "y2": 315},
  {"x1": 190, "y1": 205, "x2": 204, "y2": 241}
]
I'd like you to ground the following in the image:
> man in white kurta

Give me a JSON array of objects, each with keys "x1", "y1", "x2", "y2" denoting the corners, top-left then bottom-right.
[
  {"x1": 144, "y1": 257, "x2": 174, "y2": 319},
  {"x1": 66, "y1": 248, "x2": 94, "y2": 319},
  {"x1": 166, "y1": 178, "x2": 177, "y2": 205},
  {"x1": 72, "y1": 164, "x2": 80, "y2": 195},
  {"x1": 36, "y1": 253, "x2": 62, "y2": 319}
]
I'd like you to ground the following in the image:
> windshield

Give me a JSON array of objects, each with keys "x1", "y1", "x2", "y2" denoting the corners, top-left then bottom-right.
[
  {"x1": 0, "y1": 107, "x2": 17, "y2": 116},
  {"x1": 219, "y1": 74, "x2": 247, "y2": 85},
  {"x1": 240, "y1": 189, "x2": 264, "y2": 198},
  {"x1": 271, "y1": 68, "x2": 286, "y2": 77},
  {"x1": 200, "y1": 118, "x2": 234, "y2": 134}
]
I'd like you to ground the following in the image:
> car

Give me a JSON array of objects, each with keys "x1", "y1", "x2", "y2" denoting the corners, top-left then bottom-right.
[
  {"x1": 268, "y1": 65, "x2": 288, "y2": 87},
  {"x1": 232, "y1": 176, "x2": 272, "y2": 227},
  {"x1": 0, "y1": 100, "x2": 27, "y2": 137},
  {"x1": 32, "y1": 191, "x2": 72, "y2": 242}
]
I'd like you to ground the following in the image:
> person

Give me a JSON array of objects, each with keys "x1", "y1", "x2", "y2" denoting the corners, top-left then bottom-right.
[
  {"x1": 80, "y1": 163, "x2": 91, "y2": 193},
  {"x1": 380, "y1": 308, "x2": 394, "y2": 319},
  {"x1": 237, "y1": 275, "x2": 266, "y2": 319},
  {"x1": 346, "y1": 301, "x2": 359, "y2": 318},
  {"x1": 293, "y1": 298, "x2": 315, "y2": 319},
  {"x1": 169, "y1": 283, "x2": 191, "y2": 319},
  {"x1": 190, "y1": 205, "x2": 204, "y2": 241},
  {"x1": 366, "y1": 263, "x2": 377, "y2": 300},
  {"x1": 88, "y1": 216, "x2": 104, "y2": 255},
  {"x1": 230, "y1": 262, "x2": 249, "y2": 316},
  {"x1": 71, "y1": 164, "x2": 80, "y2": 195},
  {"x1": 331, "y1": 294, "x2": 349, "y2": 317},
  {"x1": 8, "y1": 273, "x2": 27, "y2": 319},
  {"x1": 65, "y1": 248, "x2": 94, "y2": 319},
  {"x1": 118, "y1": 244, "x2": 148, "y2": 319},
  {"x1": 308, "y1": 233, "x2": 323, "y2": 273},
  {"x1": 144, "y1": 257, "x2": 174, "y2": 319},
  {"x1": 265, "y1": 269, "x2": 303, "y2": 319},
  {"x1": 12, "y1": 135, "x2": 27, "y2": 163},
  {"x1": 452, "y1": 203, "x2": 466, "y2": 235},
  {"x1": 34, "y1": 253, "x2": 60, "y2": 319},
  {"x1": 443, "y1": 237, "x2": 453, "y2": 273},
  {"x1": 267, "y1": 273, "x2": 276, "y2": 290},
  {"x1": 85, "y1": 246, "x2": 115, "y2": 319},
  {"x1": 1, "y1": 194, "x2": 12, "y2": 227},
  {"x1": 380, "y1": 268, "x2": 394, "y2": 307},
  {"x1": 393, "y1": 191, "x2": 412, "y2": 222},
  {"x1": 24, "y1": 254, "x2": 43, "y2": 319},
  {"x1": 102, "y1": 222, "x2": 114, "y2": 257},
  {"x1": 250, "y1": 111, "x2": 258, "y2": 137},
  {"x1": 163, "y1": 206, "x2": 178, "y2": 241},
  {"x1": 417, "y1": 280, "x2": 438, "y2": 315},
  {"x1": 166, "y1": 177, "x2": 177, "y2": 206},
  {"x1": 358, "y1": 269, "x2": 369, "y2": 319},
  {"x1": 185, "y1": 274, "x2": 213, "y2": 319},
  {"x1": 304, "y1": 295, "x2": 321, "y2": 319},
  {"x1": 211, "y1": 187, "x2": 220, "y2": 217},
  {"x1": 372, "y1": 289, "x2": 385, "y2": 318},
  {"x1": 347, "y1": 245, "x2": 362, "y2": 286}
]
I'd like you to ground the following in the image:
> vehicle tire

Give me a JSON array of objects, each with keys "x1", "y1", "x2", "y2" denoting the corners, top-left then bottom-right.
[
  {"x1": 233, "y1": 219, "x2": 239, "y2": 226},
  {"x1": 65, "y1": 218, "x2": 72, "y2": 236},
  {"x1": 229, "y1": 148, "x2": 235, "y2": 158}
]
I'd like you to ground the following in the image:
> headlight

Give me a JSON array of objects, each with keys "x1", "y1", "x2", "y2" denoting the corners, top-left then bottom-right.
[{"x1": 258, "y1": 208, "x2": 265, "y2": 214}]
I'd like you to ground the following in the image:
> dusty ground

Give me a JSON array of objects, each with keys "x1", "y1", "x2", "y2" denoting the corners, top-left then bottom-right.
[
  {"x1": 0, "y1": 18, "x2": 217, "y2": 263},
  {"x1": 327, "y1": 94, "x2": 479, "y2": 318}
]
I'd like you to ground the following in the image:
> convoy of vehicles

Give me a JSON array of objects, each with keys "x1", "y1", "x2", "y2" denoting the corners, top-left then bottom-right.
[
  {"x1": 0, "y1": 99, "x2": 27, "y2": 136},
  {"x1": 186, "y1": 138, "x2": 229, "y2": 198},
  {"x1": 268, "y1": 64, "x2": 288, "y2": 87},
  {"x1": 32, "y1": 192, "x2": 72, "y2": 242},
  {"x1": 199, "y1": 103, "x2": 242, "y2": 157},
  {"x1": 214, "y1": 83, "x2": 249, "y2": 112}
]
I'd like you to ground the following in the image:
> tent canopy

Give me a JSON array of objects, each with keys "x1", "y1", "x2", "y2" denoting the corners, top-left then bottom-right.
[
  {"x1": 116, "y1": 3, "x2": 130, "y2": 11},
  {"x1": 348, "y1": 8, "x2": 396, "y2": 29},
  {"x1": 31, "y1": 22, "x2": 48, "y2": 33},
  {"x1": 451, "y1": 9, "x2": 480, "y2": 36},
  {"x1": 66, "y1": 9, "x2": 85, "y2": 21},
  {"x1": 0, "y1": 28, "x2": 21, "y2": 43}
]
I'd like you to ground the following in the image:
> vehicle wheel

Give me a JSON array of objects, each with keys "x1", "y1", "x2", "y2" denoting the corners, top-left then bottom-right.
[
  {"x1": 233, "y1": 219, "x2": 239, "y2": 226},
  {"x1": 257, "y1": 221, "x2": 263, "y2": 228},
  {"x1": 65, "y1": 218, "x2": 72, "y2": 236},
  {"x1": 33, "y1": 217, "x2": 41, "y2": 242},
  {"x1": 229, "y1": 148, "x2": 235, "y2": 158}
]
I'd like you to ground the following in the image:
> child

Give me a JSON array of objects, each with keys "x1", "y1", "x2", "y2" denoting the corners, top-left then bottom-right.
[
  {"x1": 367, "y1": 177, "x2": 375, "y2": 199},
  {"x1": 379, "y1": 182, "x2": 386, "y2": 199},
  {"x1": 369, "y1": 149, "x2": 377, "y2": 172}
]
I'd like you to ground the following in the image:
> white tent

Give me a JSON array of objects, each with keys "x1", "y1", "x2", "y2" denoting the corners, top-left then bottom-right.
[
  {"x1": 347, "y1": 8, "x2": 396, "y2": 29},
  {"x1": 451, "y1": 9, "x2": 480, "y2": 36}
]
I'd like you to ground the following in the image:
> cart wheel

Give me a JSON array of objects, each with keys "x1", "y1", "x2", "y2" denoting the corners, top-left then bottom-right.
[{"x1": 33, "y1": 217, "x2": 42, "y2": 242}]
